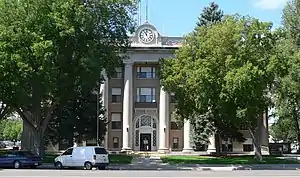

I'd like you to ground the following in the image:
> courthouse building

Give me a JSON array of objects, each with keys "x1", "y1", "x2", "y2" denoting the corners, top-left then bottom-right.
[{"x1": 101, "y1": 22, "x2": 270, "y2": 154}]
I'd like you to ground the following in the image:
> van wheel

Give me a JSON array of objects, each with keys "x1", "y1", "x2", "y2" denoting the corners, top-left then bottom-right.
[
  {"x1": 84, "y1": 162, "x2": 93, "y2": 170},
  {"x1": 98, "y1": 166, "x2": 106, "y2": 170},
  {"x1": 55, "y1": 162, "x2": 63, "y2": 169},
  {"x1": 13, "y1": 160, "x2": 21, "y2": 169}
]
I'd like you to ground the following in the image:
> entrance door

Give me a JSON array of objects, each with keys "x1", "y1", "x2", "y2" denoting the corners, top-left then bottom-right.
[{"x1": 140, "y1": 133, "x2": 151, "y2": 151}]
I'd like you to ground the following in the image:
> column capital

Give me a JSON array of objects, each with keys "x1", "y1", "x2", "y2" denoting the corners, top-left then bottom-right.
[{"x1": 123, "y1": 59, "x2": 134, "y2": 66}]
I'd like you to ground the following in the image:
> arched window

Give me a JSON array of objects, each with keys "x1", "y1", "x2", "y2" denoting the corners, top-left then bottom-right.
[{"x1": 140, "y1": 115, "x2": 151, "y2": 127}]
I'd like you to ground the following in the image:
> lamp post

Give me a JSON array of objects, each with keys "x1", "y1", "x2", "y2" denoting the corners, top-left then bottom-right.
[{"x1": 96, "y1": 90, "x2": 99, "y2": 146}]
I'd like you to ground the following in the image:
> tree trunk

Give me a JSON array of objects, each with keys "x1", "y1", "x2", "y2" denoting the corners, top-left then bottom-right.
[
  {"x1": 215, "y1": 131, "x2": 221, "y2": 156},
  {"x1": 249, "y1": 128, "x2": 263, "y2": 162},
  {"x1": 18, "y1": 106, "x2": 55, "y2": 157},
  {"x1": 21, "y1": 119, "x2": 45, "y2": 156}
]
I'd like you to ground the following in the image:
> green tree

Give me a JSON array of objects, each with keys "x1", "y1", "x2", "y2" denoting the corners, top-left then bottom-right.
[
  {"x1": 196, "y1": 1, "x2": 223, "y2": 27},
  {"x1": 1, "y1": 119, "x2": 22, "y2": 141},
  {"x1": 45, "y1": 83, "x2": 107, "y2": 147},
  {"x1": 188, "y1": 1, "x2": 227, "y2": 153},
  {"x1": 0, "y1": 0, "x2": 137, "y2": 155},
  {"x1": 272, "y1": 0, "x2": 300, "y2": 151},
  {"x1": 270, "y1": 118, "x2": 296, "y2": 142},
  {"x1": 160, "y1": 15, "x2": 280, "y2": 161}
]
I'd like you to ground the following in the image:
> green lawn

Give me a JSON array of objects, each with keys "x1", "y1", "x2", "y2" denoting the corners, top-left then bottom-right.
[
  {"x1": 43, "y1": 153, "x2": 133, "y2": 164},
  {"x1": 160, "y1": 155, "x2": 300, "y2": 165}
]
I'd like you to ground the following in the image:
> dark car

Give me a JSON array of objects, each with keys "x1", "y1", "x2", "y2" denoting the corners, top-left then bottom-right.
[{"x1": 0, "y1": 150, "x2": 42, "y2": 169}]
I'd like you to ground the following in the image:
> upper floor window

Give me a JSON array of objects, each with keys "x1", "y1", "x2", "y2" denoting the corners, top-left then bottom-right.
[
  {"x1": 136, "y1": 88, "x2": 156, "y2": 103},
  {"x1": 136, "y1": 66, "x2": 156, "y2": 79},
  {"x1": 111, "y1": 113, "x2": 122, "y2": 129},
  {"x1": 170, "y1": 93, "x2": 176, "y2": 103},
  {"x1": 111, "y1": 68, "x2": 123, "y2": 79},
  {"x1": 111, "y1": 88, "x2": 122, "y2": 103}
]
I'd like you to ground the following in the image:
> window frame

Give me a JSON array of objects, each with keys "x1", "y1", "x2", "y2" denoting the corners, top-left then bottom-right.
[
  {"x1": 111, "y1": 68, "x2": 123, "y2": 79},
  {"x1": 136, "y1": 87, "x2": 156, "y2": 103},
  {"x1": 111, "y1": 88, "x2": 122, "y2": 103},
  {"x1": 111, "y1": 112, "x2": 122, "y2": 130},
  {"x1": 113, "y1": 137, "x2": 119, "y2": 148},
  {"x1": 136, "y1": 66, "x2": 156, "y2": 79},
  {"x1": 172, "y1": 137, "x2": 179, "y2": 149}
]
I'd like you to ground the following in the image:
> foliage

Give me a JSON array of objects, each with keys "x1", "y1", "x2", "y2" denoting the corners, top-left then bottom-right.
[
  {"x1": 0, "y1": 0, "x2": 137, "y2": 155},
  {"x1": 160, "y1": 15, "x2": 280, "y2": 160},
  {"x1": 272, "y1": 0, "x2": 300, "y2": 148},
  {"x1": 270, "y1": 118, "x2": 296, "y2": 142},
  {"x1": 0, "y1": 102, "x2": 11, "y2": 120},
  {"x1": 196, "y1": 1, "x2": 224, "y2": 27},
  {"x1": 45, "y1": 83, "x2": 107, "y2": 146},
  {"x1": 0, "y1": 119, "x2": 22, "y2": 141}
]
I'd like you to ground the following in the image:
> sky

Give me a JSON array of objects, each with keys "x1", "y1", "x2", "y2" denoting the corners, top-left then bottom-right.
[{"x1": 138, "y1": 0, "x2": 287, "y2": 36}]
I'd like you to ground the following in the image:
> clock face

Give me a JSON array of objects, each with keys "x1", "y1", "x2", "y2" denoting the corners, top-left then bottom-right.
[{"x1": 139, "y1": 28, "x2": 155, "y2": 43}]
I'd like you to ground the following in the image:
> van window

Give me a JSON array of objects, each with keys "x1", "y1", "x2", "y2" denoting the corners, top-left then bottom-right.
[
  {"x1": 94, "y1": 147, "x2": 107, "y2": 154},
  {"x1": 62, "y1": 148, "x2": 73, "y2": 155}
]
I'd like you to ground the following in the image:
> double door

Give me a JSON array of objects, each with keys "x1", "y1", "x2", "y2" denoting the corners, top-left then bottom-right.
[{"x1": 140, "y1": 133, "x2": 151, "y2": 151}]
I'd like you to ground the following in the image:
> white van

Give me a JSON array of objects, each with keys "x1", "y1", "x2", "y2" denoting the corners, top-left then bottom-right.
[{"x1": 54, "y1": 146, "x2": 109, "y2": 170}]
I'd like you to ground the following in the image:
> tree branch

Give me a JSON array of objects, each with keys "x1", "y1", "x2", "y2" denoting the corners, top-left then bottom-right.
[
  {"x1": 0, "y1": 105, "x2": 11, "y2": 119},
  {"x1": 15, "y1": 106, "x2": 36, "y2": 130}
]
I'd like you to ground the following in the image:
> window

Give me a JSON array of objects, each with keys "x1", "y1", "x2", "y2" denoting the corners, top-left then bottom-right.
[
  {"x1": 222, "y1": 144, "x2": 233, "y2": 152},
  {"x1": 140, "y1": 115, "x2": 152, "y2": 127},
  {"x1": 170, "y1": 93, "x2": 176, "y2": 103},
  {"x1": 94, "y1": 147, "x2": 108, "y2": 154},
  {"x1": 136, "y1": 88, "x2": 156, "y2": 103},
  {"x1": 113, "y1": 137, "x2": 119, "y2": 148},
  {"x1": 62, "y1": 148, "x2": 73, "y2": 155},
  {"x1": 111, "y1": 68, "x2": 123, "y2": 79},
  {"x1": 171, "y1": 121, "x2": 181, "y2": 130},
  {"x1": 172, "y1": 137, "x2": 179, "y2": 149},
  {"x1": 243, "y1": 144, "x2": 254, "y2": 152},
  {"x1": 111, "y1": 113, "x2": 122, "y2": 129},
  {"x1": 111, "y1": 88, "x2": 122, "y2": 103},
  {"x1": 136, "y1": 66, "x2": 156, "y2": 79}
]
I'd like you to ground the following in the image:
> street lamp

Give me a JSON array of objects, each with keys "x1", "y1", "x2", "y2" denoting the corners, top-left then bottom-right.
[{"x1": 96, "y1": 90, "x2": 102, "y2": 146}]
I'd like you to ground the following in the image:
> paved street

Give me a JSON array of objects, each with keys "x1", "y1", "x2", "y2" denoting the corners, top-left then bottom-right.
[{"x1": 0, "y1": 169, "x2": 300, "y2": 178}]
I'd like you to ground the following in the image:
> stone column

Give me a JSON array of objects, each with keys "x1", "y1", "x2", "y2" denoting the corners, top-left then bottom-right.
[
  {"x1": 158, "y1": 86, "x2": 168, "y2": 152},
  {"x1": 100, "y1": 70, "x2": 109, "y2": 149},
  {"x1": 121, "y1": 60, "x2": 133, "y2": 151},
  {"x1": 182, "y1": 119, "x2": 194, "y2": 152},
  {"x1": 207, "y1": 133, "x2": 216, "y2": 153}
]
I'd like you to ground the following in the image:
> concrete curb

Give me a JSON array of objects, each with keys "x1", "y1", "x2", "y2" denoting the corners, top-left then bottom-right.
[{"x1": 39, "y1": 163, "x2": 300, "y2": 171}]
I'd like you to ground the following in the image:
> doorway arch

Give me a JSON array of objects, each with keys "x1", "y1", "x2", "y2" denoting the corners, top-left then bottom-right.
[{"x1": 133, "y1": 114, "x2": 158, "y2": 151}]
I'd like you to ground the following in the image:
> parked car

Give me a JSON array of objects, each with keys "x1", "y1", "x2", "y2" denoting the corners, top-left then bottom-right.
[
  {"x1": 54, "y1": 146, "x2": 109, "y2": 170},
  {"x1": 0, "y1": 150, "x2": 42, "y2": 169},
  {"x1": 0, "y1": 142, "x2": 6, "y2": 149}
]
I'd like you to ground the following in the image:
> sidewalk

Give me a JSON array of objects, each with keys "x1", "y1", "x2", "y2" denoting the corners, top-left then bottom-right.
[{"x1": 38, "y1": 157, "x2": 300, "y2": 171}]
